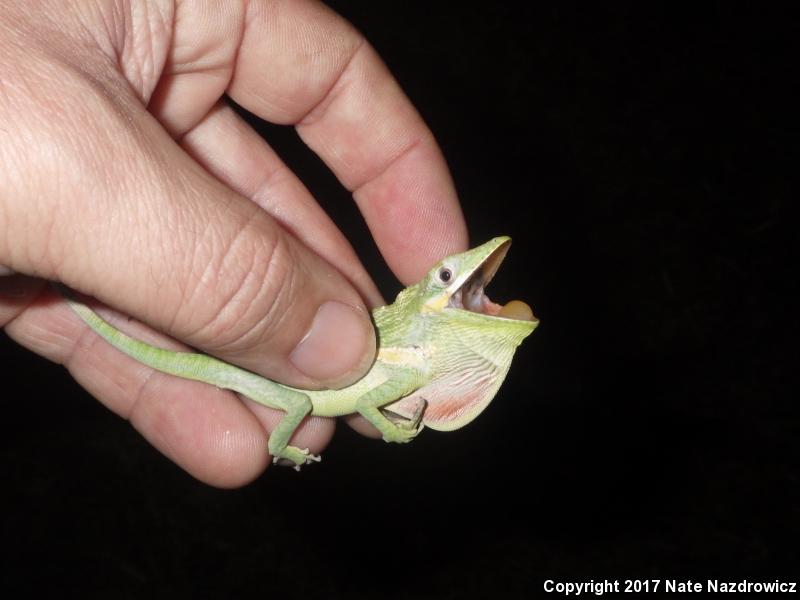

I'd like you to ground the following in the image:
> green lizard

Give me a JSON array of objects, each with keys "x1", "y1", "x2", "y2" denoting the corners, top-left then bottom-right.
[{"x1": 64, "y1": 236, "x2": 538, "y2": 469}]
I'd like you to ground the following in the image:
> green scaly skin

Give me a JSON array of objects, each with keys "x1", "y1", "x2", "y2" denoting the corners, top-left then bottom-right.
[{"x1": 65, "y1": 237, "x2": 538, "y2": 469}]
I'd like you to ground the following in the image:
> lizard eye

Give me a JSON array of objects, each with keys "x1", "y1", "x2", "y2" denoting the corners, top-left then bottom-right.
[{"x1": 437, "y1": 267, "x2": 453, "y2": 285}]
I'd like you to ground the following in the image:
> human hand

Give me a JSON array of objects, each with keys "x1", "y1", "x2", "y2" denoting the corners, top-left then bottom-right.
[{"x1": 0, "y1": 0, "x2": 466, "y2": 485}]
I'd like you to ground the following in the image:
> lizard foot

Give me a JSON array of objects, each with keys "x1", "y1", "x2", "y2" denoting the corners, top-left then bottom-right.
[
  {"x1": 382, "y1": 398, "x2": 427, "y2": 444},
  {"x1": 272, "y1": 446, "x2": 322, "y2": 471}
]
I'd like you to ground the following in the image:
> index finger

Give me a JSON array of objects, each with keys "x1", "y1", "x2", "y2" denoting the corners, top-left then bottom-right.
[{"x1": 226, "y1": 0, "x2": 467, "y2": 284}]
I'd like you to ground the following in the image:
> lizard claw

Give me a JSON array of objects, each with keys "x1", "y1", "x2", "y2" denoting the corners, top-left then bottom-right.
[
  {"x1": 272, "y1": 447, "x2": 322, "y2": 470},
  {"x1": 409, "y1": 397, "x2": 428, "y2": 429}
]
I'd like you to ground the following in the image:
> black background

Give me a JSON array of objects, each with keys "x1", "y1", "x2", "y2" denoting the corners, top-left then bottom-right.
[{"x1": 1, "y1": 3, "x2": 796, "y2": 597}]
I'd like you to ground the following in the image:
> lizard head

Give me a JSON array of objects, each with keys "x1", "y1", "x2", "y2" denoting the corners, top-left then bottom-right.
[
  {"x1": 420, "y1": 236, "x2": 539, "y2": 327},
  {"x1": 383, "y1": 236, "x2": 539, "y2": 432}
]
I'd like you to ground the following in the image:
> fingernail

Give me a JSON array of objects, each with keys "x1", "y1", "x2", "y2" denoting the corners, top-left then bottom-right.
[{"x1": 290, "y1": 301, "x2": 375, "y2": 386}]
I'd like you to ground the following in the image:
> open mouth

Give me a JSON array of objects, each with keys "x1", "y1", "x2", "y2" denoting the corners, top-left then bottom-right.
[{"x1": 447, "y1": 240, "x2": 537, "y2": 322}]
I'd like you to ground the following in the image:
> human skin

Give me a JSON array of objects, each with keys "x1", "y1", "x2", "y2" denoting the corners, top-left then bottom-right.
[{"x1": 0, "y1": 0, "x2": 467, "y2": 486}]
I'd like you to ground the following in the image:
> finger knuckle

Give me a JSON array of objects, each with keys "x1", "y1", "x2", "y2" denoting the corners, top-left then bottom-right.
[{"x1": 184, "y1": 221, "x2": 299, "y2": 355}]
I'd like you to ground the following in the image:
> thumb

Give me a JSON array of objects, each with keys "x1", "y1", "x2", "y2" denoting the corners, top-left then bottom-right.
[{"x1": 0, "y1": 72, "x2": 375, "y2": 391}]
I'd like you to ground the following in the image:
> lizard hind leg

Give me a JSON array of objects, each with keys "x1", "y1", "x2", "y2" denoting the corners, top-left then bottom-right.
[
  {"x1": 220, "y1": 369, "x2": 321, "y2": 470},
  {"x1": 262, "y1": 390, "x2": 320, "y2": 470},
  {"x1": 273, "y1": 449, "x2": 321, "y2": 471}
]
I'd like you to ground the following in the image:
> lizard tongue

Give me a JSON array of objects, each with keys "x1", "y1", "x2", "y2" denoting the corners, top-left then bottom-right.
[{"x1": 497, "y1": 300, "x2": 535, "y2": 321}]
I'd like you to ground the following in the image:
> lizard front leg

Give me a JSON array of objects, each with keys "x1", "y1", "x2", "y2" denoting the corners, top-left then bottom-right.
[{"x1": 355, "y1": 374, "x2": 424, "y2": 443}]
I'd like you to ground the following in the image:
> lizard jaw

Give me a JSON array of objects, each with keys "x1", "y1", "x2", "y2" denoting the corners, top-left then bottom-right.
[
  {"x1": 447, "y1": 239, "x2": 507, "y2": 312},
  {"x1": 446, "y1": 239, "x2": 536, "y2": 322}
]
